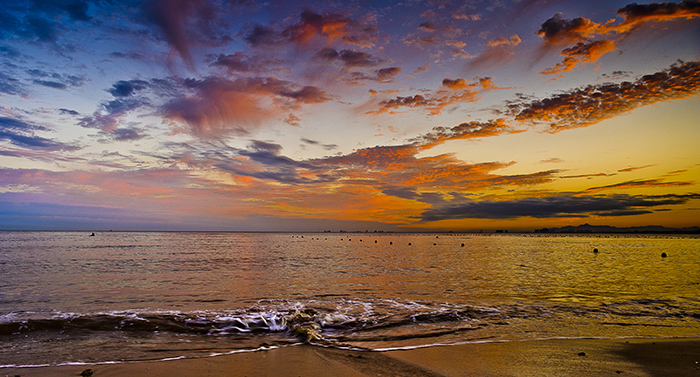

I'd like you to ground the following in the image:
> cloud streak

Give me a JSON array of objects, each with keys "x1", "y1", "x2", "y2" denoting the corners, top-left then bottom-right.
[{"x1": 419, "y1": 193, "x2": 700, "y2": 221}]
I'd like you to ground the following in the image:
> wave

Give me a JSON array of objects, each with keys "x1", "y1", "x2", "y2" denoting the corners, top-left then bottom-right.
[{"x1": 2, "y1": 297, "x2": 697, "y2": 340}]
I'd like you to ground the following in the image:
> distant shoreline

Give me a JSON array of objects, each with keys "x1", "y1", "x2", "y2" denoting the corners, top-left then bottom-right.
[{"x1": 0, "y1": 227, "x2": 698, "y2": 234}]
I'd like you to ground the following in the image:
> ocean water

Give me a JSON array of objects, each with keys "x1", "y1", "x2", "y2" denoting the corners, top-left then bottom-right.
[{"x1": 1, "y1": 231, "x2": 699, "y2": 367}]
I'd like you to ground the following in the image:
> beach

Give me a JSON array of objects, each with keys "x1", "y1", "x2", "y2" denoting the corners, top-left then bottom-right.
[{"x1": 3, "y1": 338, "x2": 699, "y2": 377}]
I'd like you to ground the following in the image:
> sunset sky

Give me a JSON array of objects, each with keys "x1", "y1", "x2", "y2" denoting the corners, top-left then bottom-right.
[{"x1": 1, "y1": 0, "x2": 699, "y2": 231}]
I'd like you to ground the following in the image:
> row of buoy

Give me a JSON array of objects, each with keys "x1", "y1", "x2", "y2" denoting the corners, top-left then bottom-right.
[
  {"x1": 296, "y1": 237, "x2": 468, "y2": 247},
  {"x1": 593, "y1": 248, "x2": 668, "y2": 258}
]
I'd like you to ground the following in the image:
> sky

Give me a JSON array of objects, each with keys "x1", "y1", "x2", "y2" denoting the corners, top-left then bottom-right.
[{"x1": 0, "y1": 0, "x2": 699, "y2": 231}]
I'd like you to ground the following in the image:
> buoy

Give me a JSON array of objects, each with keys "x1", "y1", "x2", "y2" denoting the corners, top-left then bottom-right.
[{"x1": 661, "y1": 252, "x2": 667, "y2": 258}]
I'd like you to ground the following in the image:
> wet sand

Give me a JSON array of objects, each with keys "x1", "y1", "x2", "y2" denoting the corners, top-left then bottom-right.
[{"x1": 2, "y1": 338, "x2": 699, "y2": 376}]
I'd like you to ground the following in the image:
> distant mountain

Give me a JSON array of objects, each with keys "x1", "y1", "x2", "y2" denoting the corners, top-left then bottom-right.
[{"x1": 534, "y1": 223, "x2": 700, "y2": 234}]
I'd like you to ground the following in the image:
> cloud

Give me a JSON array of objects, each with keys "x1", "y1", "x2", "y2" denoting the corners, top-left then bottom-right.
[
  {"x1": 301, "y1": 137, "x2": 338, "y2": 150},
  {"x1": 509, "y1": 60, "x2": 700, "y2": 132},
  {"x1": 108, "y1": 80, "x2": 149, "y2": 97},
  {"x1": 25, "y1": 69, "x2": 87, "y2": 90},
  {"x1": 214, "y1": 140, "x2": 336, "y2": 184},
  {"x1": 488, "y1": 34, "x2": 521, "y2": 47},
  {"x1": 285, "y1": 113, "x2": 301, "y2": 127},
  {"x1": 0, "y1": 71, "x2": 26, "y2": 96},
  {"x1": 537, "y1": 13, "x2": 603, "y2": 46},
  {"x1": 245, "y1": 9, "x2": 380, "y2": 49},
  {"x1": 468, "y1": 35, "x2": 521, "y2": 69},
  {"x1": 368, "y1": 76, "x2": 497, "y2": 115},
  {"x1": 584, "y1": 178, "x2": 693, "y2": 194},
  {"x1": 160, "y1": 76, "x2": 332, "y2": 137},
  {"x1": 537, "y1": 3, "x2": 700, "y2": 76},
  {"x1": 315, "y1": 48, "x2": 385, "y2": 68},
  {"x1": 419, "y1": 193, "x2": 700, "y2": 221},
  {"x1": 0, "y1": 116, "x2": 79, "y2": 151},
  {"x1": 345, "y1": 67, "x2": 402, "y2": 85},
  {"x1": 209, "y1": 52, "x2": 284, "y2": 74},
  {"x1": 80, "y1": 98, "x2": 151, "y2": 132},
  {"x1": 618, "y1": 164, "x2": 655, "y2": 173},
  {"x1": 615, "y1": 1, "x2": 700, "y2": 33},
  {"x1": 411, "y1": 119, "x2": 519, "y2": 148},
  {"x1": 143, "y1": 0, "x2": 217, "y2": 69},
  {"x1": 107, "y1": 127, "x2": 148, "y2": 142},
  {"x1": 539, "y1": 39, "x2": 616, "y2": 76},
  {"x1": 376, "y1": 67, "x2": 402, "y2": 82}
]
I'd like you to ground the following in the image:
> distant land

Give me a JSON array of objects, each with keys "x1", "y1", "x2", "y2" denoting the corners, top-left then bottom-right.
[{"x1": 534, "y1": 223, "x2": 700, "y2": 234}]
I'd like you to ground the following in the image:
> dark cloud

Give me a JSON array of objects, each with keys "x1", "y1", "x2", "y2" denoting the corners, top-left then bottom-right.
[
  {"x1": 376, "y1": 67, "x2": 402, "y2": 82},
  {"x1": 212, "y1": 140, "x2": 335, "y2": 184},
  {"x1": 144, "y1": 0, "x2": 221, "y2": 69},
  {"x1": 0, "y1": 116, "x2": 79, "y2": 151},
  {"x1": 80, "y1": 97, "x2": 151, "y2": 132},
  {"x1": 209, "y1": 52, "x2": 285, "y2": 74},
  {"x1": 24, "y1": 15, "x2": 58, "y2": 42},
  {"x1": 29, "y1": 0, "x2": 91, "y2": 22},
  {"x1": 108, "y1": 80, "x2": 149, "y2": 97},
  {"x1": 246, "y1": 25, "x2": 285, "y2": 46},
  {"x1": 0, "y1": 71, "x2": 26, "y2": 95},
  {"x1": 108, "y1": 127, "x2": 147, "y2": 142},
  {"x1": 419, "y1": 193, "x2": 700, "y2": 221},
  {"x1": 26, "y1": 69, "x2": 87, "y2": 89},
  {"x1": 537, "y1": 13, "x2": 600, "y2": 45},
  {"x1": 32, "y1": 80, "x2": 67, "y2": 89},
  {"x1": 58, "y1": 108, "x2": 80, "y2": 116},
  {"x1": 246, "y1": 9, "x2": 379, "y2": 48},
  {"x1": 584, "y1": 178, "x2": 693, "y2": 193},
  {"x1": 316, "y1": 48, "x2": 384, "y2": 68},
  {"x1": 418, "y1": 21, "x2": 436, "y2": 32},
  {"x1": 617, "y1": 1, "x2": 700, "y2": 26},
  {"x1": 301, "y1": 137, "x2": 338, "y2": 150},
  {"x1": 510, "y1": 60, "x2": 700, "y2": 132}
]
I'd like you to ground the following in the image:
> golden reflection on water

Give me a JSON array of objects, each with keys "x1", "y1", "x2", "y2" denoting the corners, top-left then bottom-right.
[{"x1": 1, "y1": 232, "x2": 698, "y2": 313}]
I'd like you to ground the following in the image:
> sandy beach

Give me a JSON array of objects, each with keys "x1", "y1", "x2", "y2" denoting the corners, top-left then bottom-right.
[{"x1": 2, "y1": 338, "x2": 698, "y2": 377}]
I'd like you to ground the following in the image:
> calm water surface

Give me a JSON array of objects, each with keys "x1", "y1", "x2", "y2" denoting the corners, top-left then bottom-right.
[{"x1": 1, "y1": 231, "x2": 698, "y2": 366}]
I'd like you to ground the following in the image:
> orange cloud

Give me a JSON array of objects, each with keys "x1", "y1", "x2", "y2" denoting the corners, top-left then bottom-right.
[
  {"x1": 368, "y1": 77, "x2": 497, "y2": 116},
  {"x1": 488, "y1": 34, "x2": 521, "y2": 47},
  {"x1": 615, "y1": 1, "x2": 700, "y2": 33},
  {"x1": 618, "y1": 164, "x2": 656, "y2": 173},
  {"x1": 511, "y1": 60, "x2": 700, "y2": 132},
  {"x1": 537, "y1": 3, "x2": 700, "y2": 76},
  {"x1": 540, "y1": 39, "x2": 616, "y2": 76},
  {"x1": 537, "y1": 13, "x2": 605, "y2": 46},
  {"x1": 246, "y1": 9, "x2": 380, "y2": 49}
]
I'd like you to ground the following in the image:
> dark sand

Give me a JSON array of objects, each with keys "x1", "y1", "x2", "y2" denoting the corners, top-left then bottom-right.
[{"x1": 2, "y1": 338, "x2": 699, "y2": 376}]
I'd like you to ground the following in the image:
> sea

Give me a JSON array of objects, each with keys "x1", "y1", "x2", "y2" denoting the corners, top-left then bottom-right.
[{"x1": 1, "y1": 231, "x2": 699, "y2": 368}]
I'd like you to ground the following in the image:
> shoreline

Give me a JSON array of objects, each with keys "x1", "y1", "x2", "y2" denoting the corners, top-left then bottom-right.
[{"x1": 2, "y1": 338, "x2": 699, "y2": 376}]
